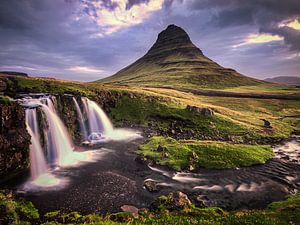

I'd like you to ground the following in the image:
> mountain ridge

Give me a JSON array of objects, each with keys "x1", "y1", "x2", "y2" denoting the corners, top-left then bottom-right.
[
  {"x1": 98, "y1": 24, "x2": 264, "y2": 89},
  {"x1": 265, "y1": 76, "x2": 300, "y2": 86}
]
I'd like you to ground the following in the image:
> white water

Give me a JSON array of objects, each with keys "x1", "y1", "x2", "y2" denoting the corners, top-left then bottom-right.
[
  {"x1": 20, "y1": 94, "x2": 140, "y2": 190},
  {"x1": 82, "y1": 97, "x2": 113, "y2": 136},
  {"x1": 73, "y1": 97, "x2": 88, "y2": 141},
  {"x1": 25, "y1": 109, "x2": 48, "y2": 179},
  {"x1": 81, "y1": 97, "x2": 141, "y2": 143},
  {"x1": 24, "y1": 108, "x2": 61, "y2": 190}
]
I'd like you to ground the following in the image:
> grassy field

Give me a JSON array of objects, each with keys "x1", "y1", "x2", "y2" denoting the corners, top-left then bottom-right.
[
  {"x1": 1, "y1": 75, "x2": 299, "y2": 142},
  {"x1": 139, "y1": 136, "x2": 274, "y2": 170}
]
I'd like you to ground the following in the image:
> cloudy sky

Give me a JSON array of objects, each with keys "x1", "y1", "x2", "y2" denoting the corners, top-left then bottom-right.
[{"x1": 0, "y1": 0, "x2": 299, "y2": 81}]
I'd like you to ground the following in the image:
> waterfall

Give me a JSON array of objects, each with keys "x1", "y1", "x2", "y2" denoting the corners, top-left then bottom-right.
[
  {"x1": 81, "y1": 97, "x2": 113, "y2": 139},
  {"x1": 81, "y1": 97, "x2": 141, "y2": 142},
  {"x1": 25, "y1": 108, "x2": 48, "y2": 180},
  {"x1": 22, "y1": 96, "x2": 90, "y2": 167},
  {"x1": 25, "y1": 107, "x2": 61, "y2": 189},
  {"x1": 72, "y1": 97, "x2": 88, "y2": 141},
  {"x1": 40, "y1": 103, "x2": 76, "y2": 167}
]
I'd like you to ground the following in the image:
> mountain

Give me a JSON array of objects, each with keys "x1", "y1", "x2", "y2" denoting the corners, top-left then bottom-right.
[
  {"x1": 265, "y1": 76, "x2": 300, "y2": 86},
  {"x1": 0, "y1": 71, "x2": 28, "y2": 77},
  {"x1": 98, "y1": 24, "x2": 264, "y2": 89}
]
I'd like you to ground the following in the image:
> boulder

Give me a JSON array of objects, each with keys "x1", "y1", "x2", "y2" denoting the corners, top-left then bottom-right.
[
  {"x1": 151, "y1": 192, "x2": 192, "y2": 211},
  {"x1": 144, "y1": 180, "x2": 160, "y2": 192},
  {"x1": 121, "y1": 205, "x2": 139, "y2": 218},
  {"x1": 186, "y1": 105, "x2": 214, "y2": 117}
]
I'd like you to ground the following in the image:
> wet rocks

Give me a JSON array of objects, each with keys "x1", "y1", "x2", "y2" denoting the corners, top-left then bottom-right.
[
  {"x1": 144, "y1": 180, "x2": 160, "y2": 192},
  {"x1": 187, "y1": 151, "x2": 199, "y2": 171},
  {"x1": 186, "y1": 105, "x2": 214, "y2": 117},
  {"x1": 0, "y1": 101, "x2": 30, "y2": 178},
  {"x1": 151, "y1": 192, "x2": 192, "y2": 211}
]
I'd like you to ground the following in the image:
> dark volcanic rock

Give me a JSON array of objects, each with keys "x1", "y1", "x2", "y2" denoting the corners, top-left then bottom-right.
[
  {"x1": 146, "y1": 24, "x2": 203, "y2": 58},
  {"x1": 144, "y1": 180, "x2": 160, "y2": 192},
  {"x1": 0, "y1": 101, "x2": 30, "y2": 179}
]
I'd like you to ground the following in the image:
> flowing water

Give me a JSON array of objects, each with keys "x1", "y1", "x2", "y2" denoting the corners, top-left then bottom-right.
[
  {"x1": 73, "y1": 97, "x2": 88, "y2": 141},
  {"x1": 24, "y1": 108, "x2": 61, "y2": 190},
  {"x1": 19, "y1": 95, "x2": 140, "y2": 191},
  {"x1": 81, "y1": 97, "x2": 141, "y2": 143}
]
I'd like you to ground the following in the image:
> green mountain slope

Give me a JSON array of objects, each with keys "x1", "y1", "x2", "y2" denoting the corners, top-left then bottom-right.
[{"x1": 98, "y1": 24, "x2": 264, "y2": 89}]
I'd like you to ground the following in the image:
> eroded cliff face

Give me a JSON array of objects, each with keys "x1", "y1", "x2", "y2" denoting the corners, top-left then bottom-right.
[{"x1": 0, "y1": 101, "x2": 30, "y2": 179}]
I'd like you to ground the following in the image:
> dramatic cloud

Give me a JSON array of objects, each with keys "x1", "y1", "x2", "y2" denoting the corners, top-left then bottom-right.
[
  {"x1": 187, "y1": 0, "x2": 300, "y2": 51},
  {"x1": 83, "y1": 0, "x2": 164, "y2": 34}
]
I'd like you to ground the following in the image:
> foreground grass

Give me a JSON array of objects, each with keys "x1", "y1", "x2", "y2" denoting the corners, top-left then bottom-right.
[
  {"x1": 139, "y1": 136, "x2": 274, "y2": 170},
  {"x1": 1, "y1": 191, "x2": 299, "y2": 225}
]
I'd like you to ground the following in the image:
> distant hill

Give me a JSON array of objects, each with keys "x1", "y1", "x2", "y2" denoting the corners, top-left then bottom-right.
[
  {"x1": 98, "y1": 24, "x2": 264, "y2": 89},
  {"x1": 0, "y1": 71, "x2": 28, "y2": 77},
  {"x1": 265, "y1": 76, "x2": 300, "y2": 86}
]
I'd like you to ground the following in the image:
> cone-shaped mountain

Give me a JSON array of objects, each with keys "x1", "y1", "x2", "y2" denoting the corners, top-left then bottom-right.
[{"x1": 99, "y1": 24, "x2": 263, "y2": 89}]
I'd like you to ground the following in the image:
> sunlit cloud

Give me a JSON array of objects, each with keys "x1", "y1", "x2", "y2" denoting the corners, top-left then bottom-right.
[
  {"x1": 67, "y1": 66, "x2": 104, "y2": 73},
  {"x1": 279, "y1": 19, "x2": 300, "y2": 31},
  {"x1": 85, "y1": 0, "x2": 164, "y2": 35},
  {"x1": 233, "y1": 33, "x2": 284, "y2": 48}
]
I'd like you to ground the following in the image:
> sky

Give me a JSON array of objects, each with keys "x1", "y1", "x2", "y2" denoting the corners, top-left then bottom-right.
[{"x1": 0, "y1": 0, "x2": 299, "y2": 82}]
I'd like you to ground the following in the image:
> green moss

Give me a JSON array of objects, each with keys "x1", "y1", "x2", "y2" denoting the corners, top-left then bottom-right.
[
  {"x1": 110, "y1": 96, "x2": 257, "y2": 141},
  {"x1": 0, "y1": 192, "x2": 39, "y2": 225},
  {"x1": 0, "y1": 96, "x2": 11, "y2": 105},
  {"x1": 0, "y1": 190, "x2": 299, "y2": 225},
  {"x1": 139, "y1": 136, "x2": 274, "y2": 170}
]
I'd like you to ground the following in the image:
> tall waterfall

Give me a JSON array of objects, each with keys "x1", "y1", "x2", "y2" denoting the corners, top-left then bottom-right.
[
  {"x1": 40, "y1": 102, "x2": 77, "y2": 167},
  {"x1": 25, "y1": 107, "x2": 61, "y2": 189},
  {"x1": 25, "y1": 108, "x2": 48, "y2": 180},
  {"x1": 73, "y1": 97, "x2": 88, "y2": 141}
]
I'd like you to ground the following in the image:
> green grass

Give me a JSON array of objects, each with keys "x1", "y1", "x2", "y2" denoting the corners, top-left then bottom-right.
[
  {"x1": 1, "y1": 190, "x2": 299, "y2": 225},
  {"x1": 2, "y1": 76, "x2": 96, "y2": 97},
  {"x1": 1, "y1": 75, "x2": 299, "y2": 142},
  {"x1": 110, "y1": 95, "x2": 261, "y2": 142},
  {"x1": 139, "y1": 136, "x2": 274, "y2": 170}
]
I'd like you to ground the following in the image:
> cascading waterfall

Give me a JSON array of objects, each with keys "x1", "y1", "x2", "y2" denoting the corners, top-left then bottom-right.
[
  {"x1": 82, "y1": 97, "x2": 113, "y2": 138},
  {"x1": 81, "y1": 97, "x2": 141, "y2": 143},
  {"x1": 40, "y1": 102, "x2": 78, "y2": 167},
  {"x1": 20, "y1": 94, "x2": 139, "y2": 190},
  {"x1": 25, "y1": 108, "x2": 48, "y2": 179},
  {"x1": 25, "y1": 107, "x2": 60, "y2": 189},
  {"x1": 73, "y1": 97, "x2": 88, "y2": 141}
]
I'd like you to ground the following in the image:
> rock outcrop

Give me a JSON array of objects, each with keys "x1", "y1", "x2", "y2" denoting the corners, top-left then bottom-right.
[
  {"x1": 186, "y1": 105, "x2": 214, "y2": 117},
  {"x1": 151, "y1": 192, "x2": 192, "y2": 211},
  {"x1": 0, "y1": 101, "x2": 30, "y2": 179}
]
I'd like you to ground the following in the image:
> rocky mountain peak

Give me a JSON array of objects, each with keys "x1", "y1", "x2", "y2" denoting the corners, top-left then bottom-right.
[{"x1": 146, "y1": 24, "x2": 203, "y2": 56}]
